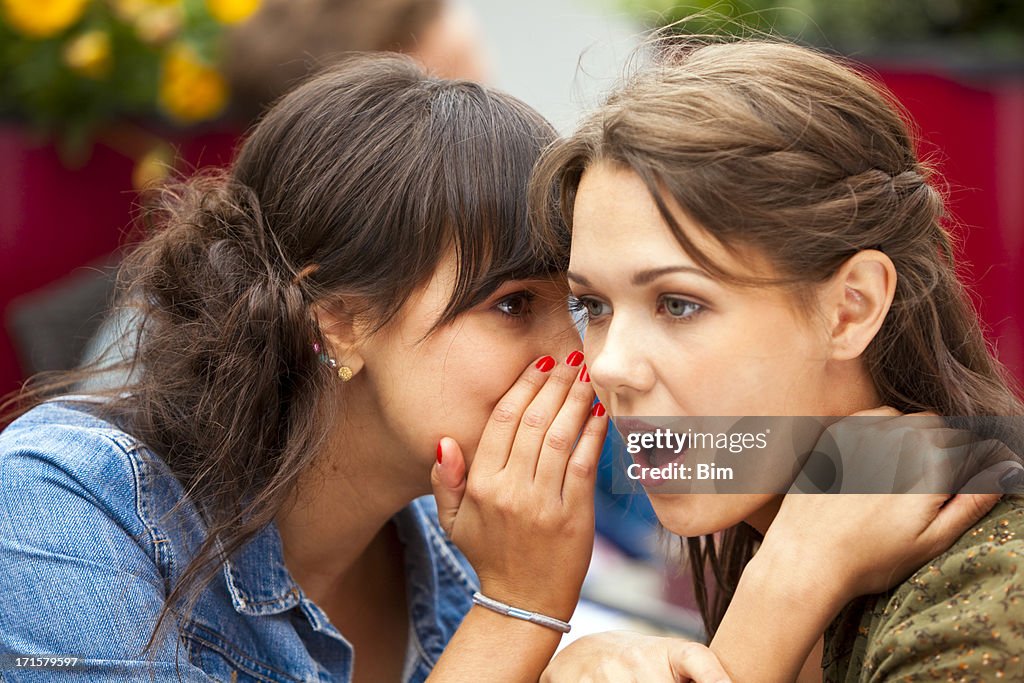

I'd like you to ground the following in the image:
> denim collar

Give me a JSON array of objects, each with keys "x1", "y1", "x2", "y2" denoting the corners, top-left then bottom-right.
[
  {"x1": 222, "y1": 498, "x2": 478, "y2": 661},
  {"x1": 393, "y1": 498, "x2": 479, "y2": 660},
  {"x1": 222, "y1": 520, "x2": 301, "y2": 616}
]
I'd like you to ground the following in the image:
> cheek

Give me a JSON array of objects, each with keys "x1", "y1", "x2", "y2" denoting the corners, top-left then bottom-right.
[
  {"x1": 439, "y1": 360, "x2": 516, "y2": 420},
  {"x1": 432, "y1": 336, "x2": 537, "y2": 463},
  {"x1": 668, "y1": 310, "x2": 827, "y2": 415},
  {"x1": 737, "y1": 314, "x2": 830, "y2": 413}
]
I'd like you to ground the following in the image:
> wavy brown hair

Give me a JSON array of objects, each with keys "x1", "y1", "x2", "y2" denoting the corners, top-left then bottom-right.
[
  {"x1": 530, "y1": 37, "x2": 1024, "y2": 638},
  {"x1": 1, "y1": 53, "x2": 562, "y2": 656}
]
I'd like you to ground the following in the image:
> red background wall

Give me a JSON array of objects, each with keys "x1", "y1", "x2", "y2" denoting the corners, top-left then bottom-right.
[{"x1": 876, "y1": 66, "x2": 1023, "y2": 389}]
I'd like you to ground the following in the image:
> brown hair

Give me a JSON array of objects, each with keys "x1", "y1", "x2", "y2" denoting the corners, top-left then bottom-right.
[
  {"x1": 2, "y1": 53, "x2": 561, "y2": 652},
  {"x1": 531, "y1": 37, "x2": 1024, "y2": 638},
  {"x1": 224, "y1": 0, "x2": 444, "y2": 120}
]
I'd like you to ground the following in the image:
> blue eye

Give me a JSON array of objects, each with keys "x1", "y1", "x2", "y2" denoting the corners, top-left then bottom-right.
[
  {"x1": 658, "y1": 296, "x2": 702, "y2": 320},
  {"x1": 496, "y1": 291, "x2": 535, "y2": 318},
  {"x1": 568, "y1": 295, "x2": 610, "y2": 320}
]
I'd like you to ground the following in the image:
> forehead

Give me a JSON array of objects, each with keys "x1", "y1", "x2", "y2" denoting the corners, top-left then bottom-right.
[
  {"x1": 569, "y1": 161, "x2": 776, "y2": 282},
  {"x1": 408, "y1": 250, "x2": 459, "y2": 315},
  {"x1": 572, "y1": 163, "x2": 681, "y2": 248}
]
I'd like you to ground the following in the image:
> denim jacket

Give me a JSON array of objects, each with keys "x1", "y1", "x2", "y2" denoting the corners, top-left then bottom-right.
[{"x1": 0, "y1": 399, "x2": 479, "y2": 682}]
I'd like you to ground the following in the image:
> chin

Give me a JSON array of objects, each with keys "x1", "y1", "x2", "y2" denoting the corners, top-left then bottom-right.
[{"x1": 648, "y1": 493, "x2": 759, "y2": 538}]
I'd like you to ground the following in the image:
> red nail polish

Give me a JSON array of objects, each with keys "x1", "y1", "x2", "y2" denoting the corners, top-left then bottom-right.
[
  {"x1": 591, "y1": 403, "x2": 606, "y2": 417},
  {"x1": 566, "y1": 350, "x2": 584, "y2": 367},
  {"x1": 436, "y1": 442, "x2": 443, "y2": 465},
  {"x1": 535, "y1": 356, "x2": 556, "y2": 372},
  {"x1": 579, "y1": 364, "x2": 590, "y2": 382}
]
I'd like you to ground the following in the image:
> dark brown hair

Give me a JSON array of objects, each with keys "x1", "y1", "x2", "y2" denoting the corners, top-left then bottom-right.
[
  {"x1": 531, "y1": 37, "x2": 1024, "y2": 638},
  {"x1": 2, "y1": 53, "x2": 561, "y2": 652}
]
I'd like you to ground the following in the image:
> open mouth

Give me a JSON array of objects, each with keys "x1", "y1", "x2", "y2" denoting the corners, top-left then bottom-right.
[
  {"x1": 615, "y1": 417, "x2": 690, "y2": 487},
  {"x1": 641, "y1": 433, "x2": 689, "y2": 467}
]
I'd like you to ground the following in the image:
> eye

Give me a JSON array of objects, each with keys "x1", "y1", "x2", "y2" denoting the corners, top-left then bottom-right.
[
  {"x1": 568, "y1": 295, "x2": 610, "y2": 320},
  {"x1": 657, "y1": 296, "x2": 703, "y2": 320},
  {"x1": 495, "y1": 291, "x2": 535, "y2": 318}
]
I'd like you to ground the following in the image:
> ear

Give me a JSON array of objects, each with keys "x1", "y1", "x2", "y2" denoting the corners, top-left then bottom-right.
[
  {"x1": 312, "y1": 302, "x2": 367, "y2": 379},
  {"x1": 822, "y1": 250, "x2": 897, "y2": 361}
]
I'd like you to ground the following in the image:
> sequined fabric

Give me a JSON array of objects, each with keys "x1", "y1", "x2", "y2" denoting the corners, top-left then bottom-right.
[{"x1": 824, "y1": 495, "x2": 1024, "y2": 682}]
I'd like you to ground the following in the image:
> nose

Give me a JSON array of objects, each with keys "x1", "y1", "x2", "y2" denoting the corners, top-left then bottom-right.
[{"x1": 585, "y1": 313, "x2": 655, "y2": 400}]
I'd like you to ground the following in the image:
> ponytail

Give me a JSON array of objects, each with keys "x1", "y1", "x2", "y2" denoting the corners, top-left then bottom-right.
[{"x1": 114, "y1": 171, "x2": 335, "y2": 648}]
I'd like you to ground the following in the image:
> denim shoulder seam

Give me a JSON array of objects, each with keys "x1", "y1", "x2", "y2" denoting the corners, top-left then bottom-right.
[
  {"x1": 88, "y1": 429, "x2": 176, "y2": 596},
  {"x1": 0, "y1": 425, "x2": 170, "y2": 596}
]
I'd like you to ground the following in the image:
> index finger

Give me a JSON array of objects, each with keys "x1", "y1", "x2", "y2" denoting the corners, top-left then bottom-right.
[{"x1": 471, "y1": 355, "x2": 557, "y2": 475}]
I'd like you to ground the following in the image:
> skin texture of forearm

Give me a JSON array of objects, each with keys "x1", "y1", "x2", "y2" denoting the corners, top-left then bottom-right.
[
  {"x1": 427, "y1": 605, "x2": 564, "y2": 683},
  {"x1": 710, "y1": 548, "x2": 847, "y2": 683}
]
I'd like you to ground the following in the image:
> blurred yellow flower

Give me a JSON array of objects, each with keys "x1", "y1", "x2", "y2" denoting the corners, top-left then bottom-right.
[
  {"x1": 134, "y1": 3, "x2": 182, "y2": 44},
  {"x1": 110, "y1": 0, "x2": 178, "y2": 21},
  {"x1": 63, "y1": 29, "x2": 112, "y2": 78},
  {"x1": 158, "y1": 43, "x2": 228, "y2": 123},
  {"x1": 132, "y1": 143, "x2": 174, "y2": 191},
  {"x1": 205, "y1": 0, "x2": 259, "y2": 25},
  {"x1": 2, "y1": 0, "x2": 89, "y2": 38}
]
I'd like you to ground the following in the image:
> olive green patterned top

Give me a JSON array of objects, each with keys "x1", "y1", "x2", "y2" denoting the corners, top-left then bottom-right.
[{"x1": 823, "y1": 495, "x2": 1024, "y2": 682}]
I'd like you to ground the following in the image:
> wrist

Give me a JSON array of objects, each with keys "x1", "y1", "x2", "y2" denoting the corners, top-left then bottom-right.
[
  {"x1": 745, "y1": 544, "x2": 850, "y2": 619},
  {"x1": 473, "y1": 591, "x2": 571, "y2": 633},
  {"x1": 467, "y1": 603, "x2": 566, "y2": 647},
  {"x1": 476, "y1": 578, "x2": 580, "y2": 623},
  {"x1": 430, "y1": 605, "x2": 565, "y2": 683}
]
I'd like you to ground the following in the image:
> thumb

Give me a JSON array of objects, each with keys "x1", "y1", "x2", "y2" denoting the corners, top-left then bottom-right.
[
  {"x1": 957, "y1": 458, "x2": 1023, "y2": 495},
  {"x1": 933, "y1": 460, "x2": 1021, "y2": 539},
  {"x1": 925, "y1": 490, "x2": 1003, "y2": 553},
  {"x1": 431, "y1": 436, "x2": 467, "y2": 536},
  {"x1": 667, "y1": 641, "x2": 732, "y2": 683}
]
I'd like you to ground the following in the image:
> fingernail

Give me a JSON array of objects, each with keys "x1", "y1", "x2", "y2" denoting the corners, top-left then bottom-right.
[
  {"x1": 579, "y1": 364, "x2": 590, "y2": 382},
  {"x1": 591, "y1": 402, "x2": 605, "y2": 417},
  {"x1": 566, "y1": 350, "x2": 584, "y2": 367},
  {"x1": 436, "y1": 441, "x2": 443, "y2": 466},
  {"x1": 535, "y1": 356, "x2": 556, "y2": 372},
  {"x1": 999, "y1": 466, "x2": 1023, "y2": 493}
]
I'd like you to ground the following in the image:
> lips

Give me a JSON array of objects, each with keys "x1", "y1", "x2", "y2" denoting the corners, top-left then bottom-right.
[
  {"x1": 614, "y1": 417, "x2": 660, "y2": 435},
  {"x1": 614, "y1": 417, "x2": 690, "y2": 469}
]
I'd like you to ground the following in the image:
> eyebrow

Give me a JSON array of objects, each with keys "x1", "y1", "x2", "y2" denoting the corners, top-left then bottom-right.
[{"x1": 568, "y1": 266, "x2": 711, "y2": 288}]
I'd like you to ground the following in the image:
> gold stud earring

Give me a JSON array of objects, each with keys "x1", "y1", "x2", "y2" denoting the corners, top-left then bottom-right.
[{"x1": 313, "y1": 342, "x2": 354, "y2": 382}]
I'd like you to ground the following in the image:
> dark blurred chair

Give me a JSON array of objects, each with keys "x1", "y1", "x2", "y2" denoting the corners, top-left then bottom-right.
[{"x1": 5, "y1": 260, "x2": 119, "y2": 377}]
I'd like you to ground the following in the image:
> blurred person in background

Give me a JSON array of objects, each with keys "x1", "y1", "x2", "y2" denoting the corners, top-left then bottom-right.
[{"x1": 224, "y1": 0, "x2": 490, "y2": 120}]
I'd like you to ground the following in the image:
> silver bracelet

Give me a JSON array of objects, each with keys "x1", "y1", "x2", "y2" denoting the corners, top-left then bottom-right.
[{"x1": 471, "y1": 591, "x2": 572, "y2": 634}]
